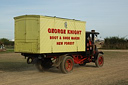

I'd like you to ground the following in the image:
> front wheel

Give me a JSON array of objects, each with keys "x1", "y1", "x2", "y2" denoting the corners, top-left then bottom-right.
[
  {"x1": 95, "y1": 54, "x2": 104, "y2": 67},
  {"x1": 59, "y1": 56, "x2": 74, "y2": 74}
]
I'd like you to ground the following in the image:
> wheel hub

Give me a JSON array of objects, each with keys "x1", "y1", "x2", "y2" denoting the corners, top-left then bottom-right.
[
  {"x1": 98, "y1": 56, "x2": 103, "y2": 66},
  {"x1": 65, "y1": 59, "x2": 73, "y2": 72}
]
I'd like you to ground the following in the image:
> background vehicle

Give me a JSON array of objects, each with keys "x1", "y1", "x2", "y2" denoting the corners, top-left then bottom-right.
[{"x1": 14, "y1": 15, "x2": 104, "y2": 73}]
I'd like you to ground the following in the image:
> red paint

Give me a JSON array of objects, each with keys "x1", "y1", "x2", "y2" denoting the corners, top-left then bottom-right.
[
  {"x1": 65, "y1": 59, "x2": 73, "y2": 72},
  {"x1": 48, "y1": 28, "x2": 82, "y2": 35},
  {"x1": 48, "y1": 28, "x2": 66, "y2": 34},
  {"x1": 59, "y1": 36, "x2": 62, "y2": 39},
  {"x1": 57, "y1": 42, "x2": 63, "y2": 45},
  {"x1": 63, "y1": 36, "x2": 70, "y2": 40},
  {"x1": 71, "y1": 37, "x2": 80, "y2": 40},
  {"x1": 98, "y1": 56, "x2": 103, "y2": 65},
  {"x1": 64, "y1": 42, "x2": 74, "y2": 45},
  {"x1": 67, "y1": 30, "x2": 81, "y2": 35},
  {"x1": 89, "y1": 40, "x2": 92, "y2": 45},
  {"x1": 50, "y1": 36, "x2": 58, "y2": 39},
  {"x1": 72, "y1": 55, "x2": 87, "y2": 64},
  {"x1": 48, "y1": 28, "x2": 51, "y2": 33}
]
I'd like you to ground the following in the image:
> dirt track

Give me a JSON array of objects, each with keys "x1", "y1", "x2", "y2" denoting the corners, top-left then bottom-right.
[{"x1": 0, "y1": 50, "x2": 128, "y2": 85}]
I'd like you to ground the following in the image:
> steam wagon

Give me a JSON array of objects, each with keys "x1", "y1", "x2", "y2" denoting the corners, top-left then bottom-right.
[{"x1": 14, "y1": 15, "x2": 104, "y2": 73}]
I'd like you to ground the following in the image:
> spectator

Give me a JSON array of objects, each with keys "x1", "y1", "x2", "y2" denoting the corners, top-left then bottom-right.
[{"x1": 0, "y1": 42, "x2": 5, "y2": 49}]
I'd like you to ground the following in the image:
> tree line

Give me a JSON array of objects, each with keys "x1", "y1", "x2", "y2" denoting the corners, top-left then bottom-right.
[
  {"x1": 103, "y1": 36, "x2": 128, "y2": 49},
  {"x1": 0, "y1": 38, "x2": 14, "y2": 46}
]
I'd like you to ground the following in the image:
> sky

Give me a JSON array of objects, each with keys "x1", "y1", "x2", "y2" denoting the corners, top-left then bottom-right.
[{"x1": 0, "y1": 0, "x2": 128, "y2": 40}]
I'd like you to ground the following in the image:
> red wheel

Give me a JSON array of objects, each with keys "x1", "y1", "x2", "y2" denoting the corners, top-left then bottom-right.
[
  {"x1": 59, "y1": 56, "x2": 74, "y2": 73},
  {"x1": 95, "y1": 54, "x2": 104, "y2": 67},
  {"x1": 98, "y1": 56, "x2": 103, "y2": 66},
  {"x1": 65, "y1": 59, "x2": 73, "y2": 72}
]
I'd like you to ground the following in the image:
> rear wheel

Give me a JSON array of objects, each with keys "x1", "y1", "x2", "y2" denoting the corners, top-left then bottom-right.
[
  {"x1": 95, "y1": 54, "x2": 104, "y2": 67},
  {"x1": 35, "y1": 58, "x2": 52, "y2": 72},
  {"x1": 59, "y1": 56, "x2": 74, "y2": 74},
  {"x1": 43, "y1": 58, "x2": 53, "y2": 69}
]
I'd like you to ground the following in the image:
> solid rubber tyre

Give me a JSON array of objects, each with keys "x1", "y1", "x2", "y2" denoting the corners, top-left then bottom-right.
[
  {"x1": 59, "y1": 56, "x2": 74, "y2": 74},
  {"x1": 35, "y1": 58, "x2": 53, "y2": 72},
  {"x1": 95, "y1": 54, "x2": 104, "y2": 67}
]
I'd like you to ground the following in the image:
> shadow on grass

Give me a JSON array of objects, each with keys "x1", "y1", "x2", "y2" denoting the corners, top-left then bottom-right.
[{"x1": 0, "y1": 62, "x2": 34, "y2": 72}]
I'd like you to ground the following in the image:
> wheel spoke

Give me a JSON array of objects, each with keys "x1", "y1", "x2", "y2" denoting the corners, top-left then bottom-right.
[
  {"x1": 65, "y1": 59, "x2": 73, "y2": 72},
  {"x1": 98, "y1": 56, "x2": 103, "y2": 65},
  {"x1": 59, "y1": 56, "x2": 74, "y2": 73},
  {"x1": 95, "y1": 54, "x2": 104, "y2": 67}
]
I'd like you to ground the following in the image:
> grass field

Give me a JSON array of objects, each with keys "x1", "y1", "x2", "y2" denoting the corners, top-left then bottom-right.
[{"x1": 0, "y1": 49, "x2": 14, "y2": 54}]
